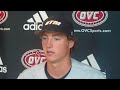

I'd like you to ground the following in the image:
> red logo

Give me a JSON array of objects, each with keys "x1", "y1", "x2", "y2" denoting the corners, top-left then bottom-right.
[
  {"x1": 21, "y1": 49, "x2": 47, "y2": 68},
  {"x1": 72, "y1": 11, "x2": 108, "y2": 27},
  {"x1": 0, "y1": 11, "x2": 8, "y2": 24}
]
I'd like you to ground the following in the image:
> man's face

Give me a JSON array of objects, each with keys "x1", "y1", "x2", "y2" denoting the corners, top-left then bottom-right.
[{"x1": 41, "y1": 31, "x2": 74, "y2": 63}]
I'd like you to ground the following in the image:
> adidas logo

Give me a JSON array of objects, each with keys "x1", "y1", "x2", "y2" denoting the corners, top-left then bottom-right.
[
  {"x1": 0, "y1": 57, "x2": 7, "y2": 73},
  {"x1": 81, "y1": 54, "x2": 106, "y2": 77},
  {"x1": 23, "y1": 11, "x2": 48, "y2": 30}
]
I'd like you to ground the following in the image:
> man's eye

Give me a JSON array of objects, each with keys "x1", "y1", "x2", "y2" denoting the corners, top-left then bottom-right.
[
  {"x1": 55, "y1": 38, "x2": 60, "y2": 40},
  {"x1": 42, "y1": 37, "x2": 47, "y2": 40}
]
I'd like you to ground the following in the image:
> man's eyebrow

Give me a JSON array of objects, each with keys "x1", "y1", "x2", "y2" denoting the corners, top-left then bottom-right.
[{"x1": 41, "y1": 33, "x2": 47, "y2": 36}]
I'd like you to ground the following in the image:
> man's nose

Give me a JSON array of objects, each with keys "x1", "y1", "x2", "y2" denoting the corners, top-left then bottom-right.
[{"x1": 46, "y1": 39, "x2": 53, "y2": 48}]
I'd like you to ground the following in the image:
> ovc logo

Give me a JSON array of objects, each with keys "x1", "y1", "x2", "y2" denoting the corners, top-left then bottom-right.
[
  {"x1": 0, "y1": 11, "x2": 8, "y2": 24},
  {"x1": 21, "y1": 49, "x2": 47, "y2": 68},
  {"x1": 72, "y1": 11, "x2": 108, "y2": 27}
]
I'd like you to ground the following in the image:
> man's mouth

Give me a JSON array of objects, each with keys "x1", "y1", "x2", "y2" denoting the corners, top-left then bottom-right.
[{"x1": 46, "y1": 51, "x2": 55, "y2": 56}]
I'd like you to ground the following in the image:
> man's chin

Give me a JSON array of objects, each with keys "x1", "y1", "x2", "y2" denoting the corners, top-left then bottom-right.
[{"x1": 46, "y1": 58, "x2": 58, "y2": 63}]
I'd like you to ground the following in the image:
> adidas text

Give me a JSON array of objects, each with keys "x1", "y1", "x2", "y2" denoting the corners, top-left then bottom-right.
[
  {"x1": 0, "y1": 66, "x2": 7, "y2": 73},
  {"x1": 23, "y1": 22, "x2": 43, "y2": 30}
]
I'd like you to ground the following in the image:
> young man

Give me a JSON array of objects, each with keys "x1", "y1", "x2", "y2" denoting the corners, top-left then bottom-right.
[{"x1": 18, "y1": 16, "x2": 106, "y2": 79}]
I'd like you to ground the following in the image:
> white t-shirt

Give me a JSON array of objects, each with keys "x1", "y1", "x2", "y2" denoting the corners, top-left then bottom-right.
[{"x1": 18, "y1": 58, "x2": 106, "y2": 79}]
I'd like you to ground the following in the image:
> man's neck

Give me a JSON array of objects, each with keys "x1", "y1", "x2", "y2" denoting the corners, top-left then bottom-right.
[{"x1": 47, "y1": 58, "x2": 72, "y2": 79}]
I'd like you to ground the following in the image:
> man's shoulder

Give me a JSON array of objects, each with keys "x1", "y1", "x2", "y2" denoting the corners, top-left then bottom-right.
[
  {"x1": 23, "y1": 62, "x2": 46, "y2": 72},
  {"x1": 71, "y1": 58, "x2": 100, "y2": 71},
  {"x1": 71, "y1": 58, "x2": 106, "y2": 79},
  {"x1": 17, "y1": 62, "x2": 46, "y2": 79}
]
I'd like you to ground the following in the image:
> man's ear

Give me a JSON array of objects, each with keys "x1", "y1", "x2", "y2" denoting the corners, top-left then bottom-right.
[{"x1": 69, "y1": 40, "x2": 75, "y2": 49}]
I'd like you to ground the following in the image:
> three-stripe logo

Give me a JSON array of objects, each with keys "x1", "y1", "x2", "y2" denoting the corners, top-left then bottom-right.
[
  {"x1": 81, "y1": 54, "x2": 106, "y2": 77},
  {"x1": 0, "y1": 57, "x2": 3, "y2": 65},
  {"x1": 23, "y1": 11, "x2": 48, "y2": 30},
  {"x1": 0, "y1": 57, "x2": 7, "y2": 73}
]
